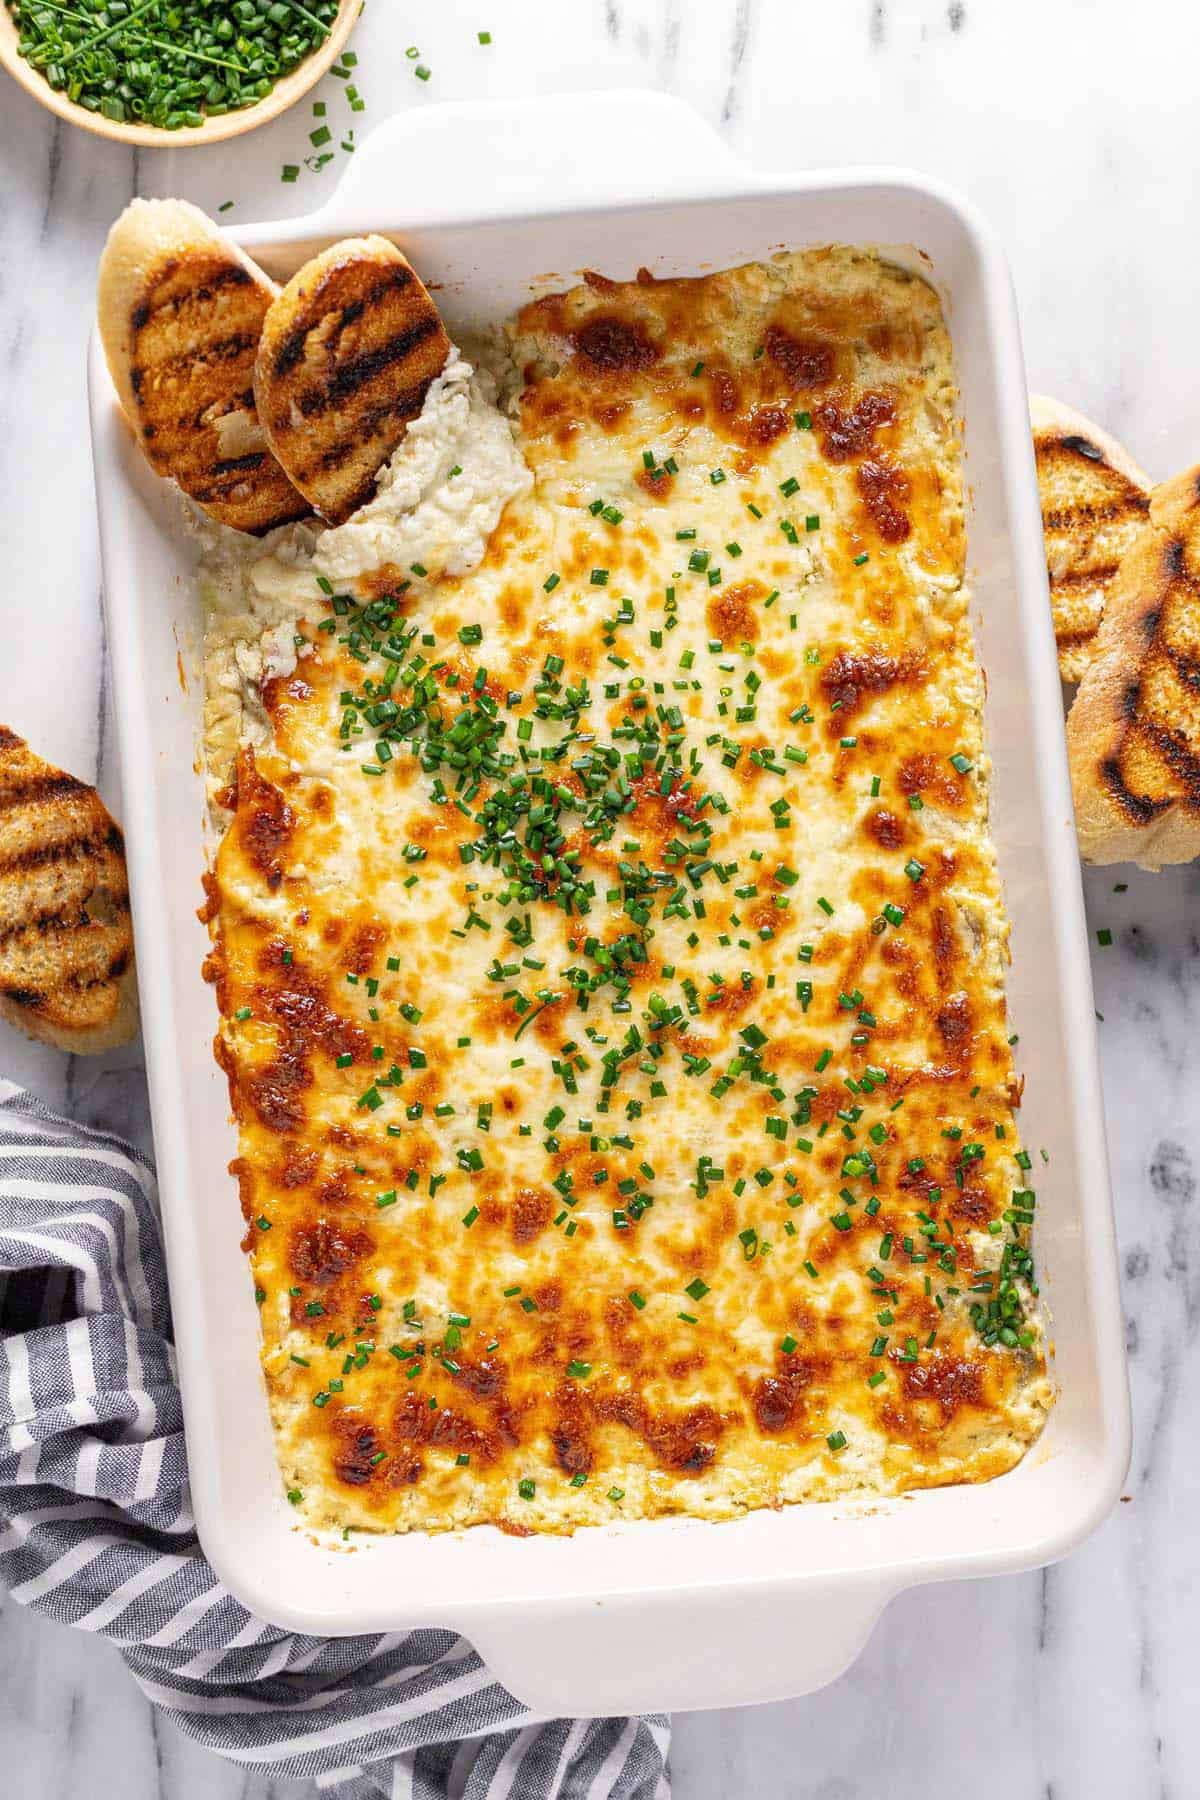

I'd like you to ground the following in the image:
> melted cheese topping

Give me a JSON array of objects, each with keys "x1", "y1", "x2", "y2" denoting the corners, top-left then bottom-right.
[{"x1": 203, "y1": 248, "x2": 1051, "y2": 1535}]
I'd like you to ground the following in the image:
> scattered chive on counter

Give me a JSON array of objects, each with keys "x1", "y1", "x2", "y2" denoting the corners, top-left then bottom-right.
[{"x1": 5, "y1": 0, "x2": 341, "y2": 129}]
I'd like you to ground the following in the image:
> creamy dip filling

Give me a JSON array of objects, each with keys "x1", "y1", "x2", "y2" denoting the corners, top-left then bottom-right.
[{"x1": 195, "y1": 345, "x2": 531, "y2": 785}]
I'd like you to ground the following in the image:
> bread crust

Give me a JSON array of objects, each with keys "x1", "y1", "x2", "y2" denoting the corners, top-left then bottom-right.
[
  {"x1": 1030, "y1": 395, "x2": 1152, "y2": 683},
  {"x1": 97, "y1": 198, "x2": 308, "y2": 535},
  {"x1": 1066, "y1": 464, "x2": 1200, "y2": 867},
  {"x1": 0, "y1": 727, "x2": 139, "y2": 1053},
  {"x1": 253, "y1": 236, "x2": 451, "y2": 525}
]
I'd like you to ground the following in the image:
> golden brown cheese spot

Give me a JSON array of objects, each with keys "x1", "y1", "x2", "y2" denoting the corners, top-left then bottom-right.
[
  {"x1": 899, "y1": 1352, "x2": 985, "y2": 1420},
  {"x1": 233, "y1": 749, "x2": 294, "y2": 890},
  {"x1": 511, "y1": 1187, "x2": 554, "y2": 1243},
  {"x1": 623, "y1": 770, "x2": 702, "y2": 859},
  {"x1": 332, "y1": 1414, "x2": 383, "y2": 1487},
  {"x1": 358, "y1": 564, "x2": 413, "y2": 602},
  {"x1": 820, "y1": 646, "x2": 922, "y2": 720},
  {"x1": 635, "y1": 466, "x2": 675, "y2": 502},
  {"x1": 899, "y1": 751, "x2": 966, "y2": 810},
  {"x1": 752, "y1": 1364, "x2": 808, "y2": 1434},
  {"x1": 936, "y1": 991, "x2": 974, "y2": 1050},
  {"x1": 702, "y1": 976, "x2": 758, "y2": 1018},
  {"x1": 864, "y1": 806, "x2": 905, "y2": 850},
  {"x1": 815, "y1": 391, "x2": 895, "y2": 463},
  {"x1": 345, "y1": 923, "x2": 385, "y2": 976},
  {"x1": 594, "y1": 1391, "x2": 727, "y2": 1475},
  {"x1": 572, "y1": 314, "x2": 660, "y2": 372},
  {"x1": 855, "y1": 456, "x2": 912, "y2": 544},
  {"x1": 764, "y1": 324, "x2": 835, "y2": 389},
  {"x1": 261, "y1": 672, "x2": 315, "y2": 732},
  {"x1": 744, "y1": 404, "x2": 790, "y2": 447},
  {"x1": 243, "y1": 1051, "x2": 309, "y2": 1136},
  {"x1": 262, "y1": 969, "x2": 367, "y2": 1065},
  {"x1": 276, "y1": 1143, "x2": 319, "y2": 1188},
  {"x1": 289, "y1": 1218, "x2": 373, "y2": 1286}
]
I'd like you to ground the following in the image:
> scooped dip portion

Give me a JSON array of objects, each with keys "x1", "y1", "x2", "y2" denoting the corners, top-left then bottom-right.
[{"x1": 198, "y1": 347, "x2": 532, "y2": 793}]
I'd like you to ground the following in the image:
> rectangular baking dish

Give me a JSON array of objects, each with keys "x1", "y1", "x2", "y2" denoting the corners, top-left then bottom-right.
[{"x1": 89, "y1": 90, "x2": 1130, "y2": 1717}]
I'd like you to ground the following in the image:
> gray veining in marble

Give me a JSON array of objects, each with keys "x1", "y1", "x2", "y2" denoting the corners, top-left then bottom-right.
[{"x1": 3, "y1": 2, "x2": 1200, "y2": 1794}]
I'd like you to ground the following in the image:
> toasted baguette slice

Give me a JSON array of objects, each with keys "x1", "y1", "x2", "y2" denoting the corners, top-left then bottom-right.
[
  {"x1": 1031, "y1": 396, "x2": 1152, "y2": 683},
  {"x1": 97, "y1": 198, "x2": 309, "y2": 536},
  {"x1": 1067, "y1": 464, "x2": 1200, "y2": 867},
  {"x1": 0, "y1": 729, "x2": 138, "y2": 1053},
  {"x1": 254, "y1": 236, "x2": 451, "y2": 525}
]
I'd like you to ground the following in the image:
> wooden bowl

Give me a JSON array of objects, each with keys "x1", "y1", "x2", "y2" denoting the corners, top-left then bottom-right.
[{"x1": 0, "y1": 0, "x2": 360, "y2": 146}]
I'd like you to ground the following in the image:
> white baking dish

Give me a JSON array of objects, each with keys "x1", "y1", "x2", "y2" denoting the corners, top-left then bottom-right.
[{"x1": 89, "y1": 90, "x2": 1130, "y2": 1716}]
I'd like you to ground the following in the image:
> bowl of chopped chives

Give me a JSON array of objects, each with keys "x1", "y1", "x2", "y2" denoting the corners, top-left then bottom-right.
[{"x1": 0, "y1": 0, "x2": 361, "y2": 145}]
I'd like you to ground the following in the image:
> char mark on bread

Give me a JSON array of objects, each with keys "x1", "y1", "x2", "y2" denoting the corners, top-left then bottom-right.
[
  {"x1": 1030, "y1": 395, "x2": 1152, "y2": 683},
  {"x1": 0, "y1": 728, "x2": 138, "y2": 1053},
  {"x1": 97, "y1": 198, "x2": 309, "y2": 535},
  {"x1": 253, "y1": 235, "x2": 451, "y2": 525},
  {"x1": 1067, "y1": 461, "x2": 1200, "y2": 865}
]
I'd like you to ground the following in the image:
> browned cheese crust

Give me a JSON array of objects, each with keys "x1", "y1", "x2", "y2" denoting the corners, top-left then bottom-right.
[
  {"x1": 1067, "y1": 463, "x2": 1200, "y2": 866},
  {"x1": 205, "y1": 249, "x2": 1050, "y2": 1534}
]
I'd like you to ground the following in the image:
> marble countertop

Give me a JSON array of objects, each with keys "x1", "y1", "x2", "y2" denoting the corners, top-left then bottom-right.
[{"x1": 3, "y1": 1, "x2": 1200, "y2": 1794}]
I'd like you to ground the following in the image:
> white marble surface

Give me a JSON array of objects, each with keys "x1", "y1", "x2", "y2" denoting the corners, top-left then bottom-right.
[{"x1": 2, "y1": 1, "x2": 1200, "y2": 1793}]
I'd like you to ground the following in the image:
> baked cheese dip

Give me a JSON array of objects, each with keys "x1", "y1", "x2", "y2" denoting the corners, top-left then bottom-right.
[{"x1": 199, "y1": 247, "x2": 1053, "y2": 1535}]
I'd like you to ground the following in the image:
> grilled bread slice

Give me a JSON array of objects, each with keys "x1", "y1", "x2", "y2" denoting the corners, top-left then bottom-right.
[
  {"x1": 253, "y1": 236, "x2": 451, "y2": 525},
  {"x1": 1066, "y1": 464, "x2": 1200, "y2": 867},
  {"x1": 0, "y1": 729, "x2": 138, "y2": 1053},
  {"x1": 97, "y1": 198, "x2": 309, "y2": 536},
  {"x1": 1031, "y1": 396, "x2": 1152, "y2": 683}
]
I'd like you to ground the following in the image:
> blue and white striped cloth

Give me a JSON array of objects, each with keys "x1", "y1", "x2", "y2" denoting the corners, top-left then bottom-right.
[{"x1": 0, "y1": 1080, "x2": 670, "y2": 1798}]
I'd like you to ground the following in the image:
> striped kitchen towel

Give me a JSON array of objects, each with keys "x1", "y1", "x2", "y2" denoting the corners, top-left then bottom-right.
[{"x1": 0, "y1": 1081, "x2": 670, "y2": 1798}]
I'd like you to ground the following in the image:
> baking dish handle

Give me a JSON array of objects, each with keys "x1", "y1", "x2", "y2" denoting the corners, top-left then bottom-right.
[
  {"x1": 303, "y1": 89, "x2": 751, "y2": 228},
  {"x1": 465, "y1": 1578, "x2": 896, "y2": 1716}
]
